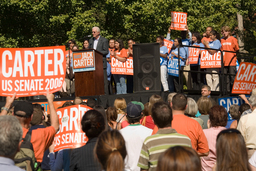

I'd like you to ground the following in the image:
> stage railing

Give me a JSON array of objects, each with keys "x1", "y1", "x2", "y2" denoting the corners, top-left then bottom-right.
[{"x1": 177, "y1": 45, "x2": 256, "y2": 96}]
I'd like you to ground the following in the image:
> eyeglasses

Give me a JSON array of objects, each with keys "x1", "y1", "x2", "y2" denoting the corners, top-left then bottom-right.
[{"x1": 217, "y1": 129, "x2": 241, "y2": 140}]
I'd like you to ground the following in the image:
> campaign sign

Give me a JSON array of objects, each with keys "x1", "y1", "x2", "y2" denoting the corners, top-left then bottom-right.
[
  {"x1": 171, "y1": 11, "x2": 187, "y2": 31},
  {"x1": 111, "y1": 57, "x2": 133, "y2": 75},
  {"x1": 73, "y1": 50, "x2": 95, "y2": 72},
  {"x1": 54, "y1": 105, "x2": 91, "y2": 152},
  {"x1": 167, "y1": 57, "x2": 179, "y2": 77},
  {"x1": 218, "y1": 96, "x2": 249, "y2": 121},
  {"x1": 164, "y1": 39, "x2": 173, "y2": 54},
  {"x1": 0, "y1": 46, "x2": 66, "y2": 97},
  {"x1": 200, "y1": 50, "x2": 222, "y2": 68},
  {"x1": 232, "y1": 62, "x2": 256, "y2": 94},
  {"x1": 188, "y1": 46, "x2": 200, "y2": 64}
]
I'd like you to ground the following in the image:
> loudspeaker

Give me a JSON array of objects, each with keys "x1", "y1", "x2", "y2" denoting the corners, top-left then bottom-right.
[{"x1": 133, "y1": 43, "x2": 161, "y2": 92}]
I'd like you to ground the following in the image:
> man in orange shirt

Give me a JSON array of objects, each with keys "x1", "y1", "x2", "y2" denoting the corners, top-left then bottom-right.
[
  {"x1": 1, "y1": 92, "x2": 59, "y2": 163},
  {"x1": 201, "y1": 26, "x2": 213, "y2": 43},
  {"x1": 152, "y1": 93, "x2": 209, "y2": 157},
  {"x1": 221, "y1": 26, "x2": 239, "y2": 92}
]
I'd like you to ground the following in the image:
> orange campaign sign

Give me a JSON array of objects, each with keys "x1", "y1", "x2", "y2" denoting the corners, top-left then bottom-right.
[
  {"x1": 232, "y1": 62, "x2": 256, "y2": 94},
  {"x1": 73, "y1": 50, "x2": 95, "y2": 72},
  {"x1": 54, "y1": 104, "x2": 91, "y2": 152},
  {"x1": 164, "y1": 39, "x2": 173, "y2": 54},
  {"x1": 111, "y1": 57, "x2": 133, "y2": 75},
  {"x1": 188, "y1": 46, "x2": 200, "y2": 64},
  {"x1": 171, "y1": 11, "x2": 187, "y2": 31},
  {"x1": 0, "y1": 46, "x2": 66, "y2": 97},
  {"x1": 200, "y1": 50, "x2": 222, "y2": 68}
]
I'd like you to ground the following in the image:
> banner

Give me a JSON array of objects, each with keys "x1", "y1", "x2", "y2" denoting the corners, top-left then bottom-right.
[
  {"x1": 0, "y1": 46, "x2": 66, "y2": 97},
  {"x1": 167, "y1": 57, "x2": 179, "y2": 77},
  {"x1": 111, "y1": 57, "x2": 133, "y2": 75},
  {"x1": 200, "y1": 50, "x2": 222, "y2": 68},
  {"x1": 232, "y1": 62, "x2": 256, "y2": 94},
  {"x1": 164, "y1": 39, "x2": 173, "y2": 54},
  {"x1": 54, "y1": 105, "x2": 91, "y2": 152},
  {"x1": 188, "y1": 46, "x2": 200, "y2": 64},
  {"x1": 73, "y1": 50, "x2": 95, "y2": 72},
  {"x1": 218, "y1": 96, "x2": 249, "y2": 121},
  {"x1": 170, "y1": 11, "x2": 187, "y2": 31}
]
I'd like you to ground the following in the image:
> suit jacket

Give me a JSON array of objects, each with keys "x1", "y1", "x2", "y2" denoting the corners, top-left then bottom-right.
[
  {"x1": 89, "y1": 36, "x2": 109, "y2": 68},
  {"x1": 69, "y1": 137, "x2": 101, "y2": 171}
]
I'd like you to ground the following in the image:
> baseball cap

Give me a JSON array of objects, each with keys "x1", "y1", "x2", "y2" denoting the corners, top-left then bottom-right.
[
  {"x1": 127, "y1": 101, "x2": 144, "y2": 118},
  {"x1": 14, "y1": 101, "x2": 33, "y2": 118}
]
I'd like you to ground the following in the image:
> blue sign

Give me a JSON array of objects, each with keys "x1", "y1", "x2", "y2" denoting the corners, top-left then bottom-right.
[
  {"x1": 167, "y1": 57, "x2": 179, "y2": 77},
  {"x1": 218, "y1": 96, "x2": 249, "y2": 121}
]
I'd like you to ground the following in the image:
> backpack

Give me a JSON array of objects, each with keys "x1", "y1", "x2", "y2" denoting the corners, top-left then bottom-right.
[{"x1": 14, "y1": 131, "x2": 40, "y2": 171}]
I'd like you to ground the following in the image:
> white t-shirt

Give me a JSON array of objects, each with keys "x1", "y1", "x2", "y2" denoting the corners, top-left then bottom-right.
[
  {"x1": 249, "y1": 151, "x2": 256, "y2": 168},
  {"x1": 120, "y1": 124, "x2": 153, "y2": 171}
]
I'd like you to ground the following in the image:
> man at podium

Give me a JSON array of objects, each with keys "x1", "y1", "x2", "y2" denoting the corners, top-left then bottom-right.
[{"x1": 89, "y1": 26, "x2": 109, "y2": 94}]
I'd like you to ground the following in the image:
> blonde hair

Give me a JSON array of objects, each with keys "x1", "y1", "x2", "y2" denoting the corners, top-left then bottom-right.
[
  {"x1": 114, "y1": 98, "x2": 127, "y2": 114},
  {"x1": 148, "y1": 95, "x2": 164, "y2": 115},
  {"x1": 223, "y1": 26, "x2": 231, "y2": 35}
]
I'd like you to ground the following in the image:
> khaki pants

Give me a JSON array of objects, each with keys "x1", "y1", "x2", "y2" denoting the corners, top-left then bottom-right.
[
  {"x1": 206, "y1": 68, "x2": 219, "y2": 91},
  {"x1": 183, "y1": 65, "x2": 192, "y2": 89}
]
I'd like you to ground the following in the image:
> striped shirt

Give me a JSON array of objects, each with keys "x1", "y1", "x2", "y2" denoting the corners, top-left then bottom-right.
[{"x1": 137, "y1": 128, "x2": 192, "y2": 171}]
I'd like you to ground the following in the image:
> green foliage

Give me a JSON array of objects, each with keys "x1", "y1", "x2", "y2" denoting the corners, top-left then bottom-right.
[{"x1": 0, "y1": 0, "x2": 255, "y2": 53}]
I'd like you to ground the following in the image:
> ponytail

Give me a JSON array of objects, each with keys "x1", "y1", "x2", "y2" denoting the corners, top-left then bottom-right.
[
  {"x1": 106, "y1": 150, "x2": 124, "y2": 171},
  {"x1": 95, "y1": 130, "x2": 127, "y2": 171}
]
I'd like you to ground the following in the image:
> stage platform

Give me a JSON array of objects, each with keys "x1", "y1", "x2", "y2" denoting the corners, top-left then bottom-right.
[{"x1": 0, "y1": 90, "x2": 231, "y2": 109}]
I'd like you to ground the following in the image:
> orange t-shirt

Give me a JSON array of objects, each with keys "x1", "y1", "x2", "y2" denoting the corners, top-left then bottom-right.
[
  {"x1": 109, "y1": 48, "x2": 115, "y2": 58},
  {"x1": 152, "y1": 114, "x2": 209, "y2": 153},
  {"x1": 126, "y1": 48, "x2": 133, "y2": 58},
  {"x1": 221, "y1": 36, "x2": 239, "y2": 66},
  {"x1": 22, "y1": 126, "x2": 56, "y2": 162},
  {"x1": 201, "y1": 37, "x2": 212, "y2": 43},
  {"x1": 114, "y1": 48, "x2": 127, "y2": 58}
]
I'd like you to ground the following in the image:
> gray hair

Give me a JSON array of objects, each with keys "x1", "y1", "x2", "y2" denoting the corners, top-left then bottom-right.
[
  {"x1": 92, "y1": 26, "x2": 100, "y2": 33},
  {"x1": 0, "y1": 115, "x2": 23, "y2": 157},
  {"x1": 167, "y1": 92, "x2": 177, "y2": 103},
  {"x1": 249, "y1": 95, "x2": 256, "y2": 107},
  {"x1": 185, "y1": 97, "x2": 198, "y2": 117},
  {"x1": 201, "y1": 85, "x2": 211, "y2": 91}
]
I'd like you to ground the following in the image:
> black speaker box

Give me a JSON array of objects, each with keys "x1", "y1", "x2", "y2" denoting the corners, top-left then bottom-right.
[{"x1": 133, "y1": 43, "x2": 161, "y2": 92}]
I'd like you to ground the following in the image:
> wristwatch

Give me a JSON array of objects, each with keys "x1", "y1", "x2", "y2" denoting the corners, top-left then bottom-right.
[{"x1": 1, "y1": 107, "x2": 9, "y2": 112}]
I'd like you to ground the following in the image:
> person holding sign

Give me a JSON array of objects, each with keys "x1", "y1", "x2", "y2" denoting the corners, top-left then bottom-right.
[
  {"x1": 221, "y1": 26, "x2": 239, "y2": 92},
  {"x1": 111, "y1": 39, "x2": 127, "y2": 94},
  {"x1": 202, "y1": 30, "x2": 222, "y2": 91},
  {"x1": 190, "y1": 32, "x2": 205, "y2": 90},
  {"x1": 156, "y1": 36, "x2": 169, "y2": 92},
  {"x1": 166, "y1": 25, "x2": 192, "y2": 89},
  {"x1": 168, "y1": 38, "x2": 186, "y2": 92}
]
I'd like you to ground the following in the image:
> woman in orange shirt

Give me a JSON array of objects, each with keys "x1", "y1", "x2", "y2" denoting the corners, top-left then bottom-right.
[{"x1": 110, "y1": 39, "x2": 127, "y2": 94}]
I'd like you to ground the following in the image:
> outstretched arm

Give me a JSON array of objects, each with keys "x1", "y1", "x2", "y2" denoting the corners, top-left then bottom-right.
[{"x1": 0, "y1": 93, "x2": 16, "y2": 116}]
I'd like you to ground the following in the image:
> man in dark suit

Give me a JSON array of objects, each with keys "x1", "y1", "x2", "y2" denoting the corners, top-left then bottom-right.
[{"x1": 89, "y1": 27, "x2": 109, "y2": 95}]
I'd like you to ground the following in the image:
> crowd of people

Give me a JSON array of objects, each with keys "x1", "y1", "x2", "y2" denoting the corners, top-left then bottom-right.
[
  {"x1": 1, "y1": 84, "x2": 256, "y2": 171},
  {"x1": 60, "y1": 25, "x2": 239, "y2": 96}
]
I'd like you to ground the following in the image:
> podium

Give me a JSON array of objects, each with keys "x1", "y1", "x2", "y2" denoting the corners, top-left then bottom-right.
[{"x1": 73, "y1": 49, "x2": 104, "y2": 96}]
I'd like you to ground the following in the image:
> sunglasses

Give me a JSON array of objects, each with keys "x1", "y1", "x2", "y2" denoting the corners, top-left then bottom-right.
[{"x1": 217, "y1": 129, "x2": 241, "y2": 140}]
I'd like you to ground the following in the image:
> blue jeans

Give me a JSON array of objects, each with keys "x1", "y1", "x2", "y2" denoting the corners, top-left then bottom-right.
[{"x1": 113, "y1": 74, "x2": 127, "y2": 94}]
